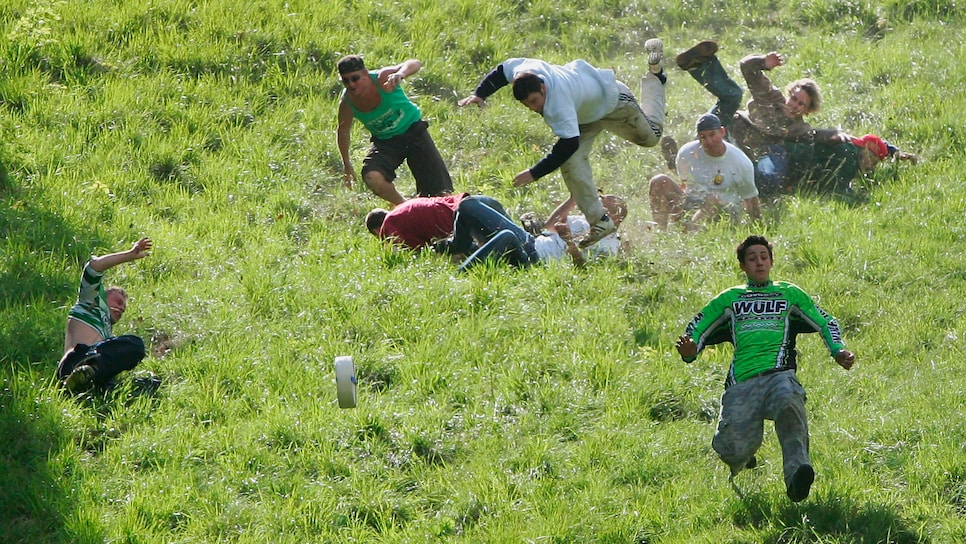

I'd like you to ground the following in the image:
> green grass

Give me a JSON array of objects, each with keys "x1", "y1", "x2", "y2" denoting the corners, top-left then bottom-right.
[{"x1": 2, "y1": 0, "x2": 965, "y2": 542}]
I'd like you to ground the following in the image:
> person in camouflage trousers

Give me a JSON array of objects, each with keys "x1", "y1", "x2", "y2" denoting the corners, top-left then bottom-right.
[{"x1": 676, "y1": 235, "x2": 855, "y2": 502}]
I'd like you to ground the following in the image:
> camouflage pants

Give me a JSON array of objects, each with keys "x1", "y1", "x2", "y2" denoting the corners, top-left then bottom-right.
[{"x1": 712, "y1": 370, "x2": 810, "y2": 486}]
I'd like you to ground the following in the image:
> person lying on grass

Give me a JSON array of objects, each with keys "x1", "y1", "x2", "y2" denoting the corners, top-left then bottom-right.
[{"x1": 58, "y1": 237, "x2": 152, "y2": 394}]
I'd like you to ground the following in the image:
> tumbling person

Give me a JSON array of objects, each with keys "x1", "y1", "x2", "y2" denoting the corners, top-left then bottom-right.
[
  {"x1": 337, "y1": 55, "x2": 454, "y2": 205},
  {"x1": 648, "y1": 113, "x2": 760, "y2": 230},
  {"x1": 459, "y1": 39, "x2": 666, "y2": 248},
  {"x1": 58, "y1": 238, "x2": 153, "y2": 393},
  {"x1": 676, "y1": 235, "x2": 855, "y2": 502}
]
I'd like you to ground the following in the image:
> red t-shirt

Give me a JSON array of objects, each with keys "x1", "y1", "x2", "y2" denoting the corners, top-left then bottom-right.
[{"x1": 379, "y1": 194, "x2": 466, "y2": 249}]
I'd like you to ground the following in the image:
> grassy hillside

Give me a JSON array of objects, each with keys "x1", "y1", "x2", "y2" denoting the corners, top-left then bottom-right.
[{"x1": 1, "y1": 0, "x2": 965, "y2": 542}]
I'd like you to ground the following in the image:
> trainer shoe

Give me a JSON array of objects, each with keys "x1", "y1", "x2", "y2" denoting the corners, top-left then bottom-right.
[
  {"x1": 645, "y1": 38, "x2": 664, "y2": 74},
  {"x1": 579, "y1": 214, "x2": 617, "y2": 248},
  {"x1": 675, "y1": 40, "x2": 719, "y2": 71},
  {"x1": 660, "y1": 135, "x2": 678, "y2": 170},
  {"x1": 65, "y1": 364, "x2": 96, "y2": 394},
  {"x1": 786, "y1": 464, "x2": 815, "y2": 502}
]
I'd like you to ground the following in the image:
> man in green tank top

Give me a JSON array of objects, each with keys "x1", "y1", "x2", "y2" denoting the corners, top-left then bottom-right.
[
  {"x1": 337, "y1": 55, "x2": 453, "y2": 205},
  {"x1": 676, "y1": 235, "x2": 855, "y2": 502}
]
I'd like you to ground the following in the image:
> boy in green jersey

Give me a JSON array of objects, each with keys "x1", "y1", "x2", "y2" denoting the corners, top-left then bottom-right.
[{"x1": 676, "y1": 235, "x2": 855, "y2": 502}]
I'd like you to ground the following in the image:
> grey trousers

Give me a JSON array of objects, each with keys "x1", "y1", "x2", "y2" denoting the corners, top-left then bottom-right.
[
  {"x1": 560, "y1": 75, "x2": 666, "y2": 222},
  {"x1": 712, "y1": 369, "x2": 810, "y2": 487}
]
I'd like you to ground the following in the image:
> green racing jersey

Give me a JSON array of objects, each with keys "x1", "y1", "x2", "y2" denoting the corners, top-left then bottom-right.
[{"x1": 684, "y1": 280, "x2": 846, "y2": 387}]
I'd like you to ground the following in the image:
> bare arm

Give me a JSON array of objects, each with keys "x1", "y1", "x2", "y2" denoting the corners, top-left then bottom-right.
[
  {"x1": 554, "y1": 222, "x2": 586, "y2": 268},
  {"x1": 743, "y1": 196, "x2": 762, "y2": 222},
  {"x1": 378, "y1": 59, "x2": 422, "y2": 92},
  {"x1": 337, "y1": 99, "x2": 355, "y2": 187},
  {"x1": 543, "y1": 197, "x2": 578, "y2": 230},
  {"x1": 89, "y1": 237, "x2": 152, "y2": 273}
]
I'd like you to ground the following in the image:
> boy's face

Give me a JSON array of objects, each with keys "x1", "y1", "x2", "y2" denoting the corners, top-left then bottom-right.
[
  {"x1": 340, "y1": 70, "x2": 369, "y2": 97},
  {"x1": 739, "y1": 244, "x2": 773, "y2": 284}
]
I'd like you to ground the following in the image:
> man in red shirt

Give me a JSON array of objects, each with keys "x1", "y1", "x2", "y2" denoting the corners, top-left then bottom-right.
[{"x1": 365, "y1": 194, "x2": 508, "y2": 250}]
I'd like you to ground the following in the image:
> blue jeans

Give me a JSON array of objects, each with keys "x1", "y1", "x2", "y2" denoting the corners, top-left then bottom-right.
[
  {"x1": 451, "y1": 197, "x2": 536, "y2": 272},
  {"x1": 686, "y1": 55, "x2": 743, "y2": 127},
  {"x1": 755, "y1": 145, "x2": 789, "y2": 196}
]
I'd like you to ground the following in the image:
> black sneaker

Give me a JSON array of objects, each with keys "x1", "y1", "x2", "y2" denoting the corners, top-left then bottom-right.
[
  {"x1": 786, "y1": 464, "x2": 815, "y2": 502},
  {"x1": 675, "y1": 40, "x2": 719, "y2": 71},
  {"x1": 65, "y1": 364, "x2": 96, "y2": 394}
]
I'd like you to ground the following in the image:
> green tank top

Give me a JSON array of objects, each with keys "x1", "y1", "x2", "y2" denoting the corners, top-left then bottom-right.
[{"x1": 344, "y1": 72, "x2": 422, "y2": 139}]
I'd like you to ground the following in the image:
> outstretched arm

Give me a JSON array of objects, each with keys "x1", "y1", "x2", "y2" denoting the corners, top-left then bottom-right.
[
  {"x1": 378, "y1": 59, "x2": 422, "y2": 92},
  {"x1": 89, "y1": 238, "x2": 152, "y2": 273},
  {"x1": 553, "y1": 222, "x2": 586, "y2": 268},
  {"x1": 459, "y1": 64, "x2": 510, "y2": 107}
]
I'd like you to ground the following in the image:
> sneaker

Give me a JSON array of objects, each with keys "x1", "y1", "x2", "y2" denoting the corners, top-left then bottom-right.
[
  {"x1": 675, "y1": 40, "x2": 719, "y2": 71},
  {"x1": 786, "y1": 464, "x2": 815, "y2": 502},
  {"x1": 579, "y1": 215, "x2": 617, "y2": 248},
  {"x1": 433, "y1": 238, "x2": 453, "y2": 255},
  {"x1": 660, "y1": 135, "x2": 678, "y2": 170},
  {"x1": 65, "y1": 364, "x2": 96, "y2": 393},
  {"x1": 645, "y1": 38, "x2": 664, "y2": 74}
]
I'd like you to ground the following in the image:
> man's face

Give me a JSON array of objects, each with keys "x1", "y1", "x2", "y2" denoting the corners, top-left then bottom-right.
[
  {"x1": 739, "y1": 244, "x2": 773, "y2": 284},
  {"x1": 858, "y1": 146, "x2": 881, "y2": 172},
  {"x1": 520, "y1": 86, "x2": 547, "y2": 115},
  {"x1": 697, "y1": 127, "x2": 727, "y2": 157},
  {"x1": 340, "y1": 70, "x2": 369, "y2": 96},
  {"x1": 784, "y1": 87, "x2": 812, "y2": 119},
  {"x1": 107, "y1": 291, "x2": 127, "y2": 324}
]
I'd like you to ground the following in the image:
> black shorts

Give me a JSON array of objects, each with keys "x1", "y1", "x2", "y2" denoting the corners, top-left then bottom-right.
[{"x1": 362, "y1": 120, "x2": 454, "y2": 197}]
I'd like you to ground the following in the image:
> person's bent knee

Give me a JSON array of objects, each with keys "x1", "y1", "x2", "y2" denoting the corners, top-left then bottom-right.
[{"x1": 649, "y1": 174, "x2": 677, "y2": 196}]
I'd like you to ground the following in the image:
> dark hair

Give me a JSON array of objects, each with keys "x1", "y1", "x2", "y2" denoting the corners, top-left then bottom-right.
[
  {"x1": 512, "y1": 73, "x2": 543, "y2": 101},
  {"x1": 365, "y1": 208, "x2": 389, "y2": 235},
  {"x1": 337, "y1": 55, "x2": 367, "y2": 74},
  {"x1": 736, "y1": 235, "x2": 773, "y2": 263},
  {"x1": 786, "y1": 78, "x2": 822, "y2": 113}
]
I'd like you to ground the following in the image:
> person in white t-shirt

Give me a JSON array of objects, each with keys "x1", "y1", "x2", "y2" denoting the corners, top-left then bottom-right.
[
  {"x1": 459, "y1": 39, "x2": 666, "y2": 249},
  {"x1": 521, "y1": 195, "x2": 625, "y2": 262},
  {"x1": 649, "y1": 113, "x2": 761, "y2": 230}
]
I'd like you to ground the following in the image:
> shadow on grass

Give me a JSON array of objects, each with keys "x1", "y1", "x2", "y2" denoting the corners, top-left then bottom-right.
[
  {"x1": 731, "y1": 486, "x2": 925, "y2": 543},
  {"x1": 0, "y1": 372, "x2": 93, "y2": 543}
]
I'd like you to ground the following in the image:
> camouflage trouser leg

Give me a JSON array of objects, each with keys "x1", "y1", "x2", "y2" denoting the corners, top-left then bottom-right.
[{"x1": 712, "y1": 370, "x2": 809, "y2": 484}]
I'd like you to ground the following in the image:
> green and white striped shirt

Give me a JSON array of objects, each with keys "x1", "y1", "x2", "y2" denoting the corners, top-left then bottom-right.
[{"x1": 67, "y1": 262, "x2": 112, "y2": 340}]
